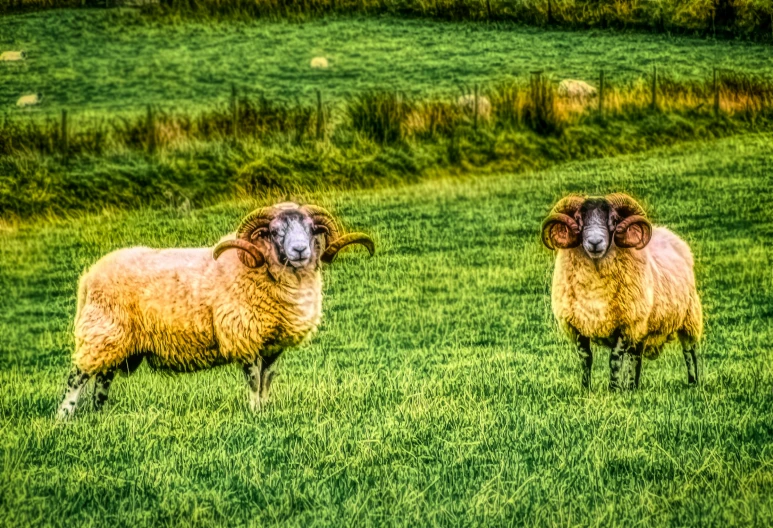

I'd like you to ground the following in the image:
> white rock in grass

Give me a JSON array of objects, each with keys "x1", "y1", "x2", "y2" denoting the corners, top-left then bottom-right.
[
  {"x1": 1, "y1": 51, "x2": 27, "y2": 62},
  {"x1": 17, "y1": 93, "x2": 42, "y2": 107},
  {"x1": 457, "y1": 93, "x2": 491, "y2": 121},
  {"x1": 310, "y1": 56, "x2": 329, "y2": 69},
  {"x1": 558, "y1": 79, "x2": 597, "y2": 99}
]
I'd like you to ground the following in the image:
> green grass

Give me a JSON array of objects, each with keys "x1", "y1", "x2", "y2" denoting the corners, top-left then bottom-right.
[
  {"x1": 2, "y1": 10, "x2": 773, "y2": 117},
  {"x1": 1, "y1": 133, "x2": 772, "y2": 526}
]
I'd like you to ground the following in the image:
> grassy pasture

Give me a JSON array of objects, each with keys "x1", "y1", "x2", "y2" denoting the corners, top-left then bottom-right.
[
  {"x1": 2, "y1": 11, "x2": 773, "y2": 116},
  {"x1": 1, "y1": 133, "x2": 772, "y2": 526}
]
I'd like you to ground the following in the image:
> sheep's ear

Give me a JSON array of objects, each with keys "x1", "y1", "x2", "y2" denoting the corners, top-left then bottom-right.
[
  {"x1": 541, "y1": 214, "x2": 581, "y2": 250},
  {"x1": 614, "y1": 216, "x2": 652, "y2": 250}
]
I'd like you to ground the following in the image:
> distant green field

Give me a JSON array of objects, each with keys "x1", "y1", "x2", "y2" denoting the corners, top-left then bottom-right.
[
  {"x1": 1, "y1": 133, "x2": 771, "y2": 526},
  {"x1": 2, "y1": 10, "x2": 772, "y2": 116}
]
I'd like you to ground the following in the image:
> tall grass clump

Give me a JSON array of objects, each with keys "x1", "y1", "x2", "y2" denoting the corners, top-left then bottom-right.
[
  {"x1": 523, "y1": 74, "x2": 563, "y2": 136},
  {"x1": 3, "y1": 72, "x2": 773, "y2": 220},
  {"x1": 347, "y1": 91, "x2": 412, "y2": 144},
  {"x1": 4, "y1": 0, "x2": 772, "y2": 42}
]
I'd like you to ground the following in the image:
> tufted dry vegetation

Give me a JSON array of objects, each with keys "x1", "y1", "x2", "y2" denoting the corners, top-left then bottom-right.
[{"x1": 3, "y1": 0, "x2": 773, "y2": 41}]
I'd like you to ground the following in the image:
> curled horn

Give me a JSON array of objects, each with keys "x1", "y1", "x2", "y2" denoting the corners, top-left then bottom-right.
[
  {"x1": 300, "y1": 204, "x2": 341, "y2": 246},
  {"x1": 541, "y1": 195, "x2": 585, "y2": 250},
  {"x1": 213, "y1": 206, "x2": 275, "y2": 268},
  {"x1": 606, "y1": 193, "x2": 652, "y2": 250},
  {"x1": 322, "y1": 233, "x2": 375, "y2": 263},
  {"x1": 301, "y1": 205, "x2": 375, "y2": 263},
  {"x1": 213, "y1": 239, "x2": 265, "y2": 267}
]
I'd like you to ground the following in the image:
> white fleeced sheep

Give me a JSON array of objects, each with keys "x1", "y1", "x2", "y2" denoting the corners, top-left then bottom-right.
[
  {"x1": 310, "y1": 56, "x2": 329, "y2": 69},
  {"x1": 57, "y1": 203, "x2": 375, "y2": 419},
  {"x1": 557, "y1": 79, "x2": 597, "y2": 99},
  {"x1": 1, "y1": 51, "x2": 26, "y2": 62},
  {"x1": 542, "y1": 193, "x2": 702, "y2": 391},
  {"x1": 457, "y1": 93, "x2": 491, "y2": 121},
  {"x1": 16, "y1": 93, "x2": 41, "y2": 107}
]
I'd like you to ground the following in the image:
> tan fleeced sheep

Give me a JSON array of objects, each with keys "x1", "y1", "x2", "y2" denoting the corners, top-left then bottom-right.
[
  {"x1": 16, "y1": 93, "x2": 41, "y2": 107},
  {"x1": 310, "y1": 57, "x2": 329, "y2": 69},
  {"x1": 57, "y1": 203, "x2": 375, "y2": 419},
  {"x1": 1, "y1": 51, "x2": 26, "y2": 62},
  {"x1": 542, "y1": 193, "x2": 702, "y2": 391},
  {"x1": 457, "y1": 93, "x2": 491, "y2": 122},
  {"x1": 557, "y1": 80, "x2": 597, "y2": 100}
]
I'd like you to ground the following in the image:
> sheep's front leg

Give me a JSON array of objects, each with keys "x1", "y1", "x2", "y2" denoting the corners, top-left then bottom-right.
[
  {"x1": 576, "y1": 335, "x2": 593, "y2": 390},
  {"x1": 260, "y1": 354, "x2": 280, "y2": 403},
  {"x1": 608, "y1": 336, "x2": 626, "y2": 391},
  {"x1": 57, "y1": 367, "x2": 90, "y2": 420},
  {"x1": 243, "y1": 359, "x2": 263, "y2": 412},
  {"x1": 628, "y1": 344, "x2": 644, "y2": 390},
  {"x1": 683, "y1": 346, "x2": 698, "y2": 385}
]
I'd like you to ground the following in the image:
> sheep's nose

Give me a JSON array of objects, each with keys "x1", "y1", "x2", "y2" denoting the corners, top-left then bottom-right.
[
  {"x1": 587, "y1": 237, "x2": 604, "y2": 251},
  {"x1": 291, "y1": 245, "x2": 309, "y2": 258}
]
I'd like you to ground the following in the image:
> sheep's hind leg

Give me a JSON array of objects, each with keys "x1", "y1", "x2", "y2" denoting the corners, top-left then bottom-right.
[
  {"x1": 682, "y1": 346, "x2": 698, "y2": 385},
  {"x1": 260, "y1": 354, "x2": 281, "y2": 403},
  {"x1": 56, "y1": 367, "x2": 90, "y2": 420},
  {"x1": 678, "y1": 331, "x2": 699, "y2": 385},
  {"x1": 576, "y1": 335, "x2": 593, "y2": 390},
  {"x1": 608, "y1": 336, "x2": 626, "y2": 392},
  {"x1": 243, "y1": 359, "x2": 263, "y2": 412},
  {"x1": 93, "y1": 370, "x2": 116, "y2": 411}
]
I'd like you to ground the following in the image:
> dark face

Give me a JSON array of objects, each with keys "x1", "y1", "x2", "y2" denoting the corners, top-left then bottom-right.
[
  {"x1": 579, "y1": 199, "x2": 614, "y2": 260},
  {"x1": 254, "y1": 212, "x2": 325, "y2": 270}
]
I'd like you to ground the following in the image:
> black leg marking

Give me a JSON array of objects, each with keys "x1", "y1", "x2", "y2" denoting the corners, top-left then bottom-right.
[
  {"x1": 57, "y1": 367, "x2": 91, "y2": 419},
  {"x1": 93, "y1": 370, "x2": 115, "y2": 410},
  {"x1": 576, "y1": 335, "x2": 593, "y2": 390},
  {"x1": 608, "y1": 337, "x2": 625, "y2": 392},
  {"x1": 683, "y1": 347, "x2": 698, "y2": 385}
]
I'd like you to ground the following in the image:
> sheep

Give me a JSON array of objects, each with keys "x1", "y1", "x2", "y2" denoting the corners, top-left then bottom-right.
[
  {"x1": 457, "y1": 93, "x2": 491, "y2": 122},
  {"x1": 1, "y1": 51, "x2": 26, "y2": 62},
  {"x1": 557, "y1": 79, "x2": 597, "y2": 100},
  {"x1": 541, "y1": 193, "x2": 702, "y2": 391},
  {"x1": 310, "y1": 56, "x2": 329, "y2": 69},
  {"x1": 57, "y1": 202, "x2": 375, "y2": 419},
  {"x1": 16, "y1": 93, "x2": 42, "y2": 107}
]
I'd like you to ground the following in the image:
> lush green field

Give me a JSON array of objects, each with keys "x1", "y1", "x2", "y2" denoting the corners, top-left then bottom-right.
[
  {"x1": 2, "y1": 10, "x2": 772, "y2": 116},
  {"x1": 1, "y1": 133, "x2": 772, "y2": 526}
]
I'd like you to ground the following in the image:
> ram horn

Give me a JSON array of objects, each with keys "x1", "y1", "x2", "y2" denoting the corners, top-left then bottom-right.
[
  {"x1": 300, "y1": 204, "x2": 341, "y2": 245},
  {"x1": 236, "y1": 206, "x2": 283, "y2": 240},
  {"x1": 213, "y1": 239, "x2": 266, "y2": 268},
  {"x1": 321, "y1": 233, "x2": 375, "y2": 263},
  {"x1": 606, "y1": 193, "x2": 652, "y2": 250},
  {"x1": 614, "y1": 215, "x2": 652, "y2": 250},
  {"x1": 541, "y1": 213, "x2": 582, "y2": 250}
]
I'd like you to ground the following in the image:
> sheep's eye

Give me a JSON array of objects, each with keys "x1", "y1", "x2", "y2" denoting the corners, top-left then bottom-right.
[{"x1": 270, "y1": 229, "x2": 279, "y2": 237}]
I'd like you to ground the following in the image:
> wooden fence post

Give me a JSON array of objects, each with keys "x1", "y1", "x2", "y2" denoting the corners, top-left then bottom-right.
[
  {"x1": 599, "y1": 69, "x2": 605, "y2": 118},
  {"x1": 231, "y1": 84, "x2": 238, "y2": 139},
  {"x1": 60, "y1": 109, "x2": 68, "y2": 157},
  {"x1": 473, "y1": 84, "x2": 479, "y2": 130},
  {"x1": 146, "y1": 105, "x2": 156, "y2": 154},
  {"x1": 316, "y1": 90, "x2": 324, "y2": 141},
  {"x1": 651, "y1": 66, "x2": 658, "y2": 111}
]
